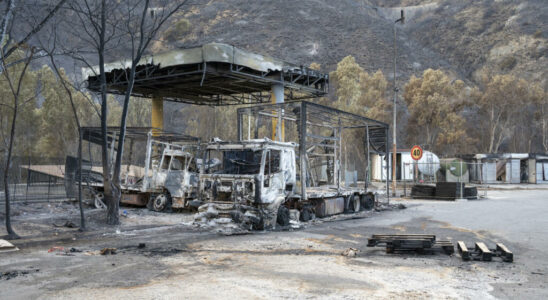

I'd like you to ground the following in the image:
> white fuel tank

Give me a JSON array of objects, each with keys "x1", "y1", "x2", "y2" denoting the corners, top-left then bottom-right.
[{"x1": 417, "y1": 151, "x2": 440, "y2": 176}]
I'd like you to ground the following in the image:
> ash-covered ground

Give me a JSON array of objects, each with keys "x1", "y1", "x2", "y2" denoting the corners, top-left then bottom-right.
[{"x1": 1, "y1": 189, "x2": 547, "y2": 299}]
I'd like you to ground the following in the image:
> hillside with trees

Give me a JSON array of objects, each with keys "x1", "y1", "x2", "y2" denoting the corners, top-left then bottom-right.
[{"x1": 159, "y1": 0, "x2": 546, "y2": 154}]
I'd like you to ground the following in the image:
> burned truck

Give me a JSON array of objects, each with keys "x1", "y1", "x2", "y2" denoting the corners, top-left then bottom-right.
[
  {"x1": 199, "y1": 139, "x2": 297, "y2": 228},
  {"x1": 66, "y1": 127, "x2": 201, "y2": 211},
  {"x1": 197, "y1": 101, "x2": 390, "y2": 228}
]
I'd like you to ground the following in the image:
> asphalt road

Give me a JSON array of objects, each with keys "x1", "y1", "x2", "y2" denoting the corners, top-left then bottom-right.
[{"x1": 1, "y1": 189, "x2": 547, "y2": 299}]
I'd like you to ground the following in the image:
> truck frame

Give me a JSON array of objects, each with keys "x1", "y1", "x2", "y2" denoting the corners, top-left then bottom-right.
[
  {"x1": 68, "y1": 127, "x2": 201, "y2": 211},
  {"x1": 197, "y1": 101, "x2": 390, "y2": 228}
]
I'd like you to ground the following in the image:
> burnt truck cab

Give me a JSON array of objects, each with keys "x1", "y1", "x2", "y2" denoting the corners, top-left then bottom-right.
[
  {"x1": 75, "y1": 127, "x2": 201, "y2": 212},
  {"x1": 199, "y1": 139, "x2": 296, "y2": 227},
  {"x1": 141, "y1": 145, "x2": 198, "y2": 211}
]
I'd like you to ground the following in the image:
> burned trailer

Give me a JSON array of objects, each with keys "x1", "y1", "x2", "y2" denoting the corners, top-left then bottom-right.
[
  {"x1": 236, "y1": 101, "x2": 390, "y2": 219},
  {"x1": 67, "y1": 127, "x2": 200, "y2": 211}
]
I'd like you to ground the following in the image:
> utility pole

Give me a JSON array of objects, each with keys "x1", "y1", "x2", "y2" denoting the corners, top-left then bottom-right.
[{"x1": 392, "y1": 10, "x2": 404, "y2": 197}]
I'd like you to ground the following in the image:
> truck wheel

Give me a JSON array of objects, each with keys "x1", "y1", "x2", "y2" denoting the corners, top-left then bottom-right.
[
  {"x1": 300, "y1": 207, "x2": 312, "y2": 222},
  {"x1": 151, "y1": 193, "x2": 172, "y2": 212},
  {"x1": 351, "y1": 195, "x2": 361, "y2": 212},
  {"x1": 94, "y1": 191, "x2": 106, "y2": 210},
  {"x1": 344, "y1": 195, "x2": 357, "y2": 214},
  {"x1": 361, "y1": 193, "x2": 375, "y2": 210},
  {"x1": 276, "y1": 205, "x2": 290, "y2": 227}
]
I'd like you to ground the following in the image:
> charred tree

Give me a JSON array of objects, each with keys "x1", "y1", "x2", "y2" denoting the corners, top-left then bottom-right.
[{"x1": 0, "y1": 48, "x2": 34, "y2": 239}]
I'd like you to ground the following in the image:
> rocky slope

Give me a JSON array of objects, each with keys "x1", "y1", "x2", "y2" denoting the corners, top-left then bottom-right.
[
  {"x1": 154, "y1": 0, "x2": 546, "y2": 87},
  {"x1": 371, "y1": 0, "x2": 547, "y2": 86},
  {"x1": 154, "y1": 0, "x2": 454, "y2": 85}
]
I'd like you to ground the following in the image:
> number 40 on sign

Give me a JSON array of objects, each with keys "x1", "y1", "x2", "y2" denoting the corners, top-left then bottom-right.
[{"x1": 411, "y1": 145, "x2": 423, "y2": 161}]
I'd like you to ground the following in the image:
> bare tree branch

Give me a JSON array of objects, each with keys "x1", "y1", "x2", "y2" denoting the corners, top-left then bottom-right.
[{"x1": 2, "y1": 0, "x2": 67, "y2": 61}]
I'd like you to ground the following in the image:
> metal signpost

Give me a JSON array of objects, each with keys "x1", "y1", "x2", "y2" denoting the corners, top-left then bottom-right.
[{"x1": 411, "y1": 145, "x2": 422, "y2": 187}]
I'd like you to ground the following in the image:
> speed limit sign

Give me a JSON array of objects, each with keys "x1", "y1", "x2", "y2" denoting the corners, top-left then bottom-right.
[{"x1": 411, "y1": 145, "x2": 423, "y2": 160}]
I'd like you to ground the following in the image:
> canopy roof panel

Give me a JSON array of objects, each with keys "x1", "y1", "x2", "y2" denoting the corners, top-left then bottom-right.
[
  {"x1": 238, "y1": 101, "x2": 388, "y2": 153},
  {"x1": 85, "y1": 43, "x2": 329, "y2": 105},
  {"x1": 237, "y1": 101, "x2": 389, "y2": 129},
  {"x1": 237, "y1": 101, "x2": 389, "y2": 154},
  {"x1": 81, "y1": 127, "x2": 199, "y2": 145}
]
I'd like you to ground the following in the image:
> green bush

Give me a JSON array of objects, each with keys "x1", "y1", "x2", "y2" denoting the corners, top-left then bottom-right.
[
  {"x1": 499, "y1": 56, "x2": 517, "y2": 70},
  {"x1": 164, "y1": 19, "x2": 191, "y2": 42}
]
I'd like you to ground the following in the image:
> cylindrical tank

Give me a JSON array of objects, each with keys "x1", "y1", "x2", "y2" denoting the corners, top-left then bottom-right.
[
  {"x1": 417, "y1": 151, "x2": 440, "y2": 176},
  {"x1": 441, "y1": 159, "x2": 466, "y2": 177}
]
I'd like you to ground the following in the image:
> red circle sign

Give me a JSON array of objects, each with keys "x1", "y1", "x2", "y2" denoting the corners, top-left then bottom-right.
[{"x1": 411, "y1": 145, "x2": 423, "y2": 160}]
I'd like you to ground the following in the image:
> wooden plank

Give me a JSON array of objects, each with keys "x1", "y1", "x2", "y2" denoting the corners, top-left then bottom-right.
[
  {"x1": 475, "y1": 242, "x2": 492, "y2": 261},
  {"x1": 371, "y1": 234, "x2": 435, "y2": 240},
  {"x1": 372, "y1": 234, "x2": 435, "y2": 237},
  {"x1": 496, "y1": 243, "x2": 513, "y2": 262},
  {"x1": 372, "y1": 237, "x2": 434, "y2": 241},
  {"x1": 433, "y1": 240, "x2": 455, "y2": 255},
  {"x1": 366, "y1": 238, "x2": 377, "y2": 247},
  {"x1": 441, "y1": 245, "x2": 455, "y2": 255},
  {"x1": 457, "y1": 241, "x2": 470, "y2": 260},
  {"x1": 0, "y1": 239, "x2": 19, "y2": 253},
  {"x1": 392, "y1": 239, "x2": 433, "y2": 248}
]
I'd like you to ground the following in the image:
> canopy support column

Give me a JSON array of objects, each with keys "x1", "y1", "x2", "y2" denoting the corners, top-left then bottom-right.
[
  {"x1": 152, "y1": 96, "x2": 164, "y2": 136},
  {"x1": 271, "y1": 83, "x2": 284, "y2": 141}
]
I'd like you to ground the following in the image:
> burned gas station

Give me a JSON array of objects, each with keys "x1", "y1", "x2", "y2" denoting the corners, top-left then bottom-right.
[
  {"x1": 2, "y1": 42, "x2": 544, "y2": 300},
  {"x1": 79, "y1": 43, "x2": 389, "y2": 227}
]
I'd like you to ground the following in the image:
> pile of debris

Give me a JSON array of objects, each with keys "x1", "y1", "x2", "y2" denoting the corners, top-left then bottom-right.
[
  {"x1": 194, "y1": 203, "x2": 263, "y2": 231},
  {"x1": 193, "y1": 203, "x2": 303, "y2": 234}
]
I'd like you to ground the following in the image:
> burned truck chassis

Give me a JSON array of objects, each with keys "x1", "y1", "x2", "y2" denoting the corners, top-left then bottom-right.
[{"x1": 71, "y1": 127, "x2": 201, "y2": 212}]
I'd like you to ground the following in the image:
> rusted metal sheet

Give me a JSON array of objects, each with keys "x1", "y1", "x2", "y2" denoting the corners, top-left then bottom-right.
[
  {"x1": 121, "y1": 193, "x2": 148, "y2": 206},
  {"x1": 172, "y1": 197, "x2": 185, "y2": 209},
  {"x1": 84, "y1": 44, "x2": 329, "y2": 105},
  {"x1": 314, "y1": 197, "x2": 344, "y2": 217}
]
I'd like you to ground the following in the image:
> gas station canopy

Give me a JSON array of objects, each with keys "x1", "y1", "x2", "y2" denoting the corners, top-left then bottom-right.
[{"x1": 85, "y1": 43, "x2": 329, "y2": 105}]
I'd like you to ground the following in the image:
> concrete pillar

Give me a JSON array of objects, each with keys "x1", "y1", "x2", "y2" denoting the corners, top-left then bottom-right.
[
  {"x1": 151, "y1": 96, "x2": 163, "y2": 135},
  {"x1": 271, "y1": 83, "x2": 284, "y2": 141},
  {"x1": 528, "y1": 158, "x2": 536, "y2": 184}
]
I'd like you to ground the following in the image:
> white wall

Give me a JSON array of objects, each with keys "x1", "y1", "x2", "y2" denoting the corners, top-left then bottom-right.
[{"x1": 371, "y1": 152, "x2": 414, "y2": 181}]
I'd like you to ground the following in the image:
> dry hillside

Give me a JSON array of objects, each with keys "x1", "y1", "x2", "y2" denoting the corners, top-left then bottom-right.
[{"x1": 155, "y1": 0, "x2": 546, "y2": 88}]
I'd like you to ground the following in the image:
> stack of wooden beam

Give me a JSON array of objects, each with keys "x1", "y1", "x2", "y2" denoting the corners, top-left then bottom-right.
[
  {"x1": 457, "y1": 241, "x2": 513, "y2": 262},
  {"x1": 367, "y1": 234, "x2": 454, "y2": 254}
]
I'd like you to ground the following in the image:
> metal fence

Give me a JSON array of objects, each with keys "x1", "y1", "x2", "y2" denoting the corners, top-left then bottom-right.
[
  {"x1": 0, "y1": 157, "x2": 70, "y2": 203},
  {"x1": 400, "y1": 161, "x2": 487, "y2": 184}
]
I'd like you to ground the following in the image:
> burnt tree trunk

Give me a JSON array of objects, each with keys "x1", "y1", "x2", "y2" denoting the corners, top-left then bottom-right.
[{"x1": 3, "y1": 101, "x2": 20, "y2": 239}]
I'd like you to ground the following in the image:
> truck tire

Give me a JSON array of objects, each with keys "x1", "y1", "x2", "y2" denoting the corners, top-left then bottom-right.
[
  {"x1": 344, "y1": 195, "x2": 357, "y2": 214},
  {"x1": 361, "y1": 193, "x2": 375, "y2": 210},
  {"x1": 276, "y1": 205, "x2": 290, "y2": 227},
  {"x1": 350, "y1": 195, "x2": 361, "y2": 212},
  {"x1": 93, "y1": 190, "x2": 106, "y2": 210},
  {"x1": 151, "y1": 193, "x2": 172, "y2": 212},
  {"x1": 300, "y1": 207, "x2": 312, "y2": 222}
]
